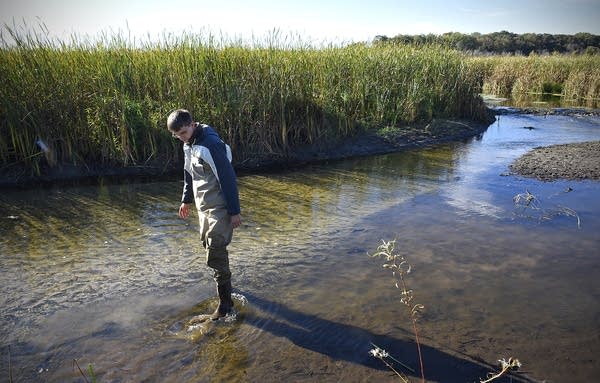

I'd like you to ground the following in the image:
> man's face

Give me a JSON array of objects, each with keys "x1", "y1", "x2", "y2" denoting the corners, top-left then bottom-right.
[{"x1": 171, "y1": 123, "x2": 193, "y2": 143}]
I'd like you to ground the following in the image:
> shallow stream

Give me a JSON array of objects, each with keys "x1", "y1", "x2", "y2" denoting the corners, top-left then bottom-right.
[{"x1": 1, "y1": 113, "x2": 599, "y2": 382}]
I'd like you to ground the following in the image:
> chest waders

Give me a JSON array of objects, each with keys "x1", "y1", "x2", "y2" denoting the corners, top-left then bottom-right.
[
  {"x1": 185, "y1": 135, "x2": 236, "y2": 320},
  {"x1": 199, "y1": 208, "x2": 234, "y2": 319}
]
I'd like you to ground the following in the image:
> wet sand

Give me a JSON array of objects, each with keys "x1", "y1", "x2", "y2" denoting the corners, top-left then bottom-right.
[{"x1": 510, "y1": 141, "x2": 600, "y2": 181}]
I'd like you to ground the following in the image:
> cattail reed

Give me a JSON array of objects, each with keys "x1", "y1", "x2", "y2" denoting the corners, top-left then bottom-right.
[
  {"x1": 1, "y1": 25, "x2": 490, "y2": 175},
  {"x1": 468, "y1": 54, "x2": 600, "y2": 106}
]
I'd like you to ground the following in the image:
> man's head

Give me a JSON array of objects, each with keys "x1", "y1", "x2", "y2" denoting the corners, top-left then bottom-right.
[{"x1": 167, "y1": 109, "x2": 194, "y2": 142}]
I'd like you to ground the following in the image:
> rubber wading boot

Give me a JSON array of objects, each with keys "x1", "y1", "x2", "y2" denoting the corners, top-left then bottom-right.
[{"x1": 211, "y1": 281, "x2": 234, "y2": 320}]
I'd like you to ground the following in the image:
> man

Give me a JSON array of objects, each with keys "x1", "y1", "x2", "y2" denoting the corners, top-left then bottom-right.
[{"x1": 167, "y1": 109, "x2": 242, "y2": 320}]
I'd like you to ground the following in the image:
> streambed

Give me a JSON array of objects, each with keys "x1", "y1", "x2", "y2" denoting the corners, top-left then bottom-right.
[{"x1": 1, "y1": 112, "x2": 599, "y2": 382}]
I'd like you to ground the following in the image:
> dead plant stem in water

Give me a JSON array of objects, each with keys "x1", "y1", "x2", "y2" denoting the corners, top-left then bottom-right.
[
  {"x1": 73, "y1": 359, "x2": 90, "y2": 383},
  {"x1": 73, "y1": 359, "x2": 97, "y2": 383},
  {"x1": 369, "y1": 239, "x2": 425, "y2": 383},
  {"x1": 8, "y1": 345, "x2": 13, "y2": 383},
  {"x1": 480, "y1": 357, "x2": 522, "y2": 383},
  {"x1": 370, "y1": 241, "x2": 525, "y2": 382},
  {"x1": 513, "y1": 189, "x2": 582, "y2": 228},
  {"x1": 369, "y1": 344, "x2": 409, "y2": 383}
]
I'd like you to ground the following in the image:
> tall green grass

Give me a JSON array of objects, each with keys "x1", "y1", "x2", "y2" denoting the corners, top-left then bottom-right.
[
  {"x1": 1, "y1": 27, "x2": 488, "y2": 175},
  {"x1": 467, "y1": 54, "x2": 600, "y2": 107}
]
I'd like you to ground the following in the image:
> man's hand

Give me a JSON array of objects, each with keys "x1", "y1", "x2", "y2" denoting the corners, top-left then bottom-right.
[
  {"x1": 179, "y1": 203, "x2": 191, "y2": 219},
  {"x1": 230, "y1": 214, "x2": 242, "y2": 229}
]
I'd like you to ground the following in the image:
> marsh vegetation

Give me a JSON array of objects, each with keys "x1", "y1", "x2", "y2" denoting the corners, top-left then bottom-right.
[
  {"x1": 1, "y1": 26, "x2": 598, "y2": 181},
  {"x1": 468, "y1": 54, "x2": 600, "y2": 107},
  {"x1": 1, "y1": 26, "x2": 487, "y2": 176}
]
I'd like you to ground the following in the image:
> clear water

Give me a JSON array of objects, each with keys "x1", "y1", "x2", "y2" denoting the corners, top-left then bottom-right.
[{"x1": 1, "y1": 113, "x2": 599, "y2": 382}]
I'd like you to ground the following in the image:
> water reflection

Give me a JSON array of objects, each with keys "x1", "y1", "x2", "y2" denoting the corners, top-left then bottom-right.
[
  {"x1": 1, "y1": 113, "x2": 599, "y2": 382},
  {"x1": 483, "y1": 93, "x2": 599, "y2": 109}
]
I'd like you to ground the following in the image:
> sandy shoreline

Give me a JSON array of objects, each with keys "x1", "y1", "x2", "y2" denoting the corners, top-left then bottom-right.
[{"x1": 509, "y1": 141, "x2": 600, "y2": 181}]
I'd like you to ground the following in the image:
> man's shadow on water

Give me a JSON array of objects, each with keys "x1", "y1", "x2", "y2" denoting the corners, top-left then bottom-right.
[{"x1": 241, "y1": 292, "x2": 534, "y2": 383}]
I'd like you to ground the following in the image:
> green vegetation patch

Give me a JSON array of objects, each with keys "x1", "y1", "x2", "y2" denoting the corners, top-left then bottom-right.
[{"x1": 0, "y1": 27, "x2": 489, "y2": 176}]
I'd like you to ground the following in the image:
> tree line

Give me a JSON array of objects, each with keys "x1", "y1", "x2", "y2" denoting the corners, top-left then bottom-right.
[{"x1": 373, "y1": 31, "x2": 600, "y2": 55}]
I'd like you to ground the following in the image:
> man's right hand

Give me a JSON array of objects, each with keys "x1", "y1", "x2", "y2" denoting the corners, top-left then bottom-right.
[{"x1": 179, "y1": 203, "x2": 191, "y2": 219}]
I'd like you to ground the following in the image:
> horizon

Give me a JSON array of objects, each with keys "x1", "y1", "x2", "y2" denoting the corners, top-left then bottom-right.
[{"x1": 1, "y1": 1, "x2": 599, "y2": 46}]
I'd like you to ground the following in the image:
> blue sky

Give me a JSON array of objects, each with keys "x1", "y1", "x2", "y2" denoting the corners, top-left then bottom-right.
[{"x1": 1, "y1": 0, "x2": 599, "y2": 44}]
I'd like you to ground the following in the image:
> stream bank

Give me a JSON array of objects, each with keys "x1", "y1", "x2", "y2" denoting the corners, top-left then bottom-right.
[
  {"x1": 3, "y1": 106, "x2": 599, "y2": 188},
  {"x1": 0, "y1": 117, "x2": 494, "y2": 188}
]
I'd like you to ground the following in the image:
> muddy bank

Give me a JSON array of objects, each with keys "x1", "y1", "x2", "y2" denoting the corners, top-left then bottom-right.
[
  {"x1": 4, "y1": 104, "x2": 598, "y2": 188},
  {"x1": 0, "y1": 117, "x2": 493, "y2": 189},
  {"x1": 510, "y1": 141, "x2": 600, "y2": 181},
  {"x1": 238, "y1": 118, "x2": 493, "y2": 172}
]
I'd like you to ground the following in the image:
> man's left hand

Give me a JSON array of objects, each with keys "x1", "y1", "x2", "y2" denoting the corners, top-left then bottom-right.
[{"x1": 230, "y1": 214, "x2": 242, "y2": 229}]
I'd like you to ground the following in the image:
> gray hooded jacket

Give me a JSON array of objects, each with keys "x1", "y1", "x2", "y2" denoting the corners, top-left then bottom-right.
[{"x1": 181, "y1": 124, "x2": 241, "y2": 216}]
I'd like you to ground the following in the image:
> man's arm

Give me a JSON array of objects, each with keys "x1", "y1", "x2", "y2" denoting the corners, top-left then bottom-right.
[
  {"x1": 181, "y1": 168, "x2": 194, "y2": 204},
  {"x1": 207, "y1": 143, "x2": 241, "y2": 216},
  {"x1": 179, "y1": 169, "x2": 194, "y2": 219}
]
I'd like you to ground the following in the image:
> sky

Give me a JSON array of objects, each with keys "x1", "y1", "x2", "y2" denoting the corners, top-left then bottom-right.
[{"x1": 1, "y1": 0, "x2": 599, "y2": 45}]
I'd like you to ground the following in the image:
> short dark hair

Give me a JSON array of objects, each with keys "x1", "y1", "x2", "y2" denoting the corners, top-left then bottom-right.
[{"x1": 167, "y1": 109, "x2": 193, "y2": 132}]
